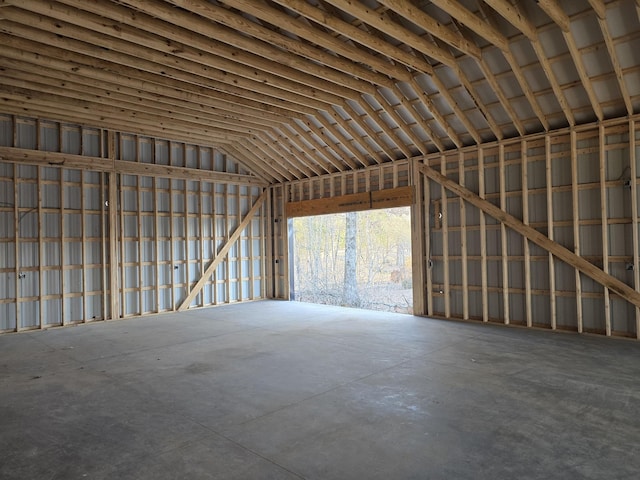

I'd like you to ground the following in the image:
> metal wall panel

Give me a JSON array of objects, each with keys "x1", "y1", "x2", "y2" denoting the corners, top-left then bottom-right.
[{"x1": 1, "y1": 115, "x2": 266, "y2": 333}]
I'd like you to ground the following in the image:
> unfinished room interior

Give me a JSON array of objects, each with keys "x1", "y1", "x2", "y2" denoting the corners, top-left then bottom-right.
[{"x1": 1, "y1": 0, "x2": 640, "y2": 478}]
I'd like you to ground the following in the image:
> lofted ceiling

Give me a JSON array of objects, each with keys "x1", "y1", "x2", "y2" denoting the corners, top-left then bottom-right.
[{"x1": 1, "y1": 0, "x2": 639, "y2": 183}]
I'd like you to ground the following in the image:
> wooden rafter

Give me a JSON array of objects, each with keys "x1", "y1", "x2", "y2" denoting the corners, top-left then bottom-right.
[
  {"x1": 81, "y1": 0, "x2": 379, "y2": 99},
  {"x1": 273, "y1": 127, "x2": 336, "y2": 176},
  {"x1": 8, "y1": 1, "x2": 346, "y2": 109},
  {"x1": 220, "y1": 0, "x2": 410, "y2": 81},
  {"x1": 166, "y1": 0, "x2": 395, "y2": 89},
  {"x1": 287, "y1": 122, "x2": 347, "y2": 173},
  {"x1": 483, "y1": 0, "x2": 602, "y2": 121},
  {"x1": 0, "y1": 20, "x2": 322, "y2": 117}
]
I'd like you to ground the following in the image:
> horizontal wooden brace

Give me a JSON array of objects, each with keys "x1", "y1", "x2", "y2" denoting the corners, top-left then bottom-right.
[
  {"x1": 286, "y1": 186, "x2": 414, "y2": 217},
  {"x1": 418, "y1": 163, "x2": 640, "y2": 310},
  {"x1": 0, "y1": 146, "x2": 268, "y2": 186}
]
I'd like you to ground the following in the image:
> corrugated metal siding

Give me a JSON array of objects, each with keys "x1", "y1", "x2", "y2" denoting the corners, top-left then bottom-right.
[{"x1": 0, "y1": 114, "x2": 266, "y2": 333}]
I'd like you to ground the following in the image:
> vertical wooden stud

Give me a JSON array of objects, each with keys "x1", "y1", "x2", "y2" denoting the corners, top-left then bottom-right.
[
  {"x1": 183, "y1": 144, "x2": 191, "y2": 304},
  {"x1": 410, "y1": 159, "x2": 426, "y2": 316},
  {"x1": 14, "y1": 163, "x2": 20, "y2": 332},
  {"x1": 479, "y1": 148, "x2": 488, "y2": 322},
  {"x1": 60, "y1": 141, "x2": 66, "y2": 326},
  {"x1": 424, "y1": 163, "x2": 433, "y2": 316},
  {"x1": 571, "y1": 130, "x2": 583, "y2": 333},
  {"x1": 237, "y1": 170, "x2": 242, "y2": 301},
  {"x1": 499, "y1": 143, "x2": 510, "y2": 324},
  {"x1": 81, "y1": 166, "x2": 87, "y2": 322},
  {"x1": 101, "y1": 170, "x2": 108, "y2": 321},
  {"x1": 630, "y1": 120, "x2": 640, "y2": 339},
  {"x1": 38, "y1": 165, "x2": 44, "y2": 328},
  {"x1": 224, "y1": 156, "x2": 231, "y2": 303},
  {"x1": 169, "y1": 144, "x2": 176, "y2": 310},
  {"x1": 546, "y1": 136, "x2": 557, "y2": 330},
  {"x1": 198, "y1": 147, "x2": 206, "y2": 307},
  {"x1": 459, "y1": 152, "x2": 469, "y2": 320},
  {"x1": 441, "y1": 156, "x2": 450, "y2": 318},
  {"x1": 108, "y1": 131, "x2": 119, "y2": 319},
  {"x1": 522, "y1": 140, "x2": 532, "y2": 327},
  {"x1": 599, "y1": 125, "x2": 611, "y2": 335}
]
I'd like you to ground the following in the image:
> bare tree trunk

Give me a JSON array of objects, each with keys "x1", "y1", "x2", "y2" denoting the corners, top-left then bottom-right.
[{"x1": 343, "y1": 211, "x2": 359, "y2": 306}]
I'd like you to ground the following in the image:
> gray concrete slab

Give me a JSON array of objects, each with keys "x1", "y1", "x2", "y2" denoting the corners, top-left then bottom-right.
[{"x1": 0, "y1": 300, "x2": 638, "y2": 479}]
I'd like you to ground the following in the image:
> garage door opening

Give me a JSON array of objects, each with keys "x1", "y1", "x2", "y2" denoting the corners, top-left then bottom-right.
[{"x1": 290, "y1": 207, "x2": 413, "y2": 314}]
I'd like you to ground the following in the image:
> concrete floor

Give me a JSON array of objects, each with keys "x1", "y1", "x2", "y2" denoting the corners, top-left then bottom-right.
[{"x1": 0, "y1": 301, "x2": 639, "y2": 479}]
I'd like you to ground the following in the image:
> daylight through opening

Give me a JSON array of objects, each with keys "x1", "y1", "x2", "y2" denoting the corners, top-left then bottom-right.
[{"x1": 290, "y1": 207, "x2": 413, "y2": 314}]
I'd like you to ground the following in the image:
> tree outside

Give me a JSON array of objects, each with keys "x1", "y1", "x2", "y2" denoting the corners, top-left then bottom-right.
[{"x1": 291, "y1": 207, "x2": 413, "y2": 314}]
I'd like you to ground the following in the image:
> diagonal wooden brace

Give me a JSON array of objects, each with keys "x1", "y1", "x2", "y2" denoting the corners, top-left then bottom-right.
[
  {"x1": 418, "y1": 163, "x2": 640, "y2": 310},
  {"x1": 178, "y1": 189, "x2": 267, "y2": 311}
]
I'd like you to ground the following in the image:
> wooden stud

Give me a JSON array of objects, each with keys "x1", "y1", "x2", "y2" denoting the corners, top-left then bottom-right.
[
  {"x1": 411, "y1": 159, "x2": 426, "y2": 316},
  {"x1": 60, "y1": 126, "x2": 66, "y2": 326},
  {"x1": 107, "y1": 136, "x2": 119, "y2": 319},
  {"x1": 101, "y1": 169, "x2": 108, "y2": 321},
  {"x1": 522, "y1": 140, "x2": 533, "y2": 327},
  {"x1": 571, "y1": 129, "x2": 583, "y2": 332},
  {"x1": 183, "y1": 144, "x2": 191, "y2": 305},
  {"x1": 499, "y1": 144, "x2": 510, "y2": 324},
  {"x1": 478, "y1": 149, "x2": 489, "y2": 322},
  {"x1": 630, "y1": 120, "x2": 640, "y2": 339},
  {"x1": 441, "y1": 156, "x2": 450, "y2": 318},
  {"x1": 37, "y1": 164, "x2": 43, "y2": 328},
  {"x1": 600, "y1": 125, "x2": 611, "y2": 335},
  {"x1": 153, "y1": 175, "x2": 160, "y2": 313},
  {"x1": 137, "y1": 140, "x2": 144, "y2": 315},
  {"x1": 14, "y1": 162, "x2": 20, "y2": 331},
  {"x1": 168, "y1": 144, "x2": 176, "y2": 310},
  {"x1": 546, "y1": 136, "x2": 556, "y2": 330},
  {"x1": 81, "y1": 163, "x2": 87, "y2": 322},
  {"x1": 198, "y1": 146, "x2": 206, "y2": 307},
  {"x1": 459, "y1": 152, "x2": 469, "y2": 320},
  {"x1": 425, "y1": 168, "x2": 433, "y2": 317},
  {"x1": 224, "y1": 157, "x2": 231, "y2": 303}
]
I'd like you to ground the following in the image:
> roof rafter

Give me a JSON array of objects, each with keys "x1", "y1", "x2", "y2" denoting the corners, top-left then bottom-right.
[{"x1": 483, "y1": 0, "x2": 602, "y2": 121}]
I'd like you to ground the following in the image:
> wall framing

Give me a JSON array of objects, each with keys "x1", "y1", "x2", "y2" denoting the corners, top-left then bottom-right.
[{"x1": 0, "y1": 114, "x2": 267, "y2": 333}]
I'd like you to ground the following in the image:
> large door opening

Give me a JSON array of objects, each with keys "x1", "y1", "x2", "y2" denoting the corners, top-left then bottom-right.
[{"x1": 290, "y1": 207, "x2": 413, "y2": 314}]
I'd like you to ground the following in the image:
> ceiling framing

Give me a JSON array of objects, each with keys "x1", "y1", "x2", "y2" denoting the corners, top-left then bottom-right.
[{"x1": 1, "y1": 0, "x2": 639, "y2": 183}]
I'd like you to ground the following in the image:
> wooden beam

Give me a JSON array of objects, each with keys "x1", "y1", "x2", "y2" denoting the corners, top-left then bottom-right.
[
  {"x1": 378, "y1": 0, "x2": 481, "y2": 58},
  {"x1": 459, "y1": 152, "x2": 469, "y2": 320},
  {"x1": 570, "y1": 130, "x2": 583, "y2": 332},
  {"x1": 478, "y1": 149, "x2": 489, "y2": 322},
  {"x1": 286, "y1": 186, "x2": 414, "y2": 217},
  {"x1": 545, "y1": 136, "x2": 556, "y2": 329},
  {"x1": 0, "y1": 147, "x2": 268, "y2": 186},
  {"x1": 0, "y1": 18, "x2": 323, "y2": 116},
  {"x1": 223, "y1": 0, "x2": 409, "y2": 81},
  {"x1": 430, "y1": 0, "x2": 508, "y2": 51},
  {"x1": 521, "y1": 140, "x2": 532, "y2": 327},
  {"x1": 177, "y1": 189, "x2": 267, "y2": 311},
  {"x1": 630, "y1": 120, "x2": 640, "y2": 339},
  {"x1": 0, "y1": 35, "x2": 306, "y2": 119},
  {"x1": 8, "y1": 1, "x2": 347, "y2": 107},
  {"x1": 107, "y1": 133, "x2": 119, "y2": 320},
  {"x1": 167, "y1": 0, "x2": 395, "y2": 89},
  {"x1": 417, "y1": 163, "x2": 640, "y2": 310},
  {"x1": 599, "y1": 125, "x2": 611, "y2": 335},
  {"x1": 499, "y1": 144, "x2": 510, "y2": 324},
  {"x1": 68, "y1": 0, "x2": 374, "y2": 99}
]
